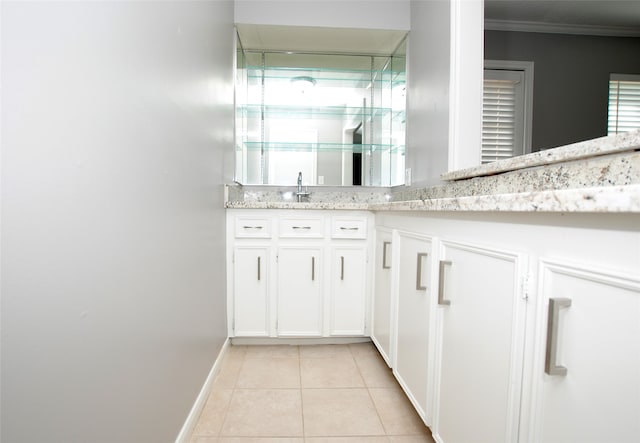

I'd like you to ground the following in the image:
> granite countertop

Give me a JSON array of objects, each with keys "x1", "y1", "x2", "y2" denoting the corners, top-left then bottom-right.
[
  {"x1": 225, "y1": 201, "x2": 372, "y2": 210},
  {"x1": 440, "y1": 130, "x2": 640, "y2": 181},
  {"x1": 225, "y1": 186, "x2": 391, "y2": 211},
  {"x1": 226, "y1": 132, "x2": 640, "y2": 213},
  {"x1": 369, "y1": 184, "x2": 640, "y2": 213}
]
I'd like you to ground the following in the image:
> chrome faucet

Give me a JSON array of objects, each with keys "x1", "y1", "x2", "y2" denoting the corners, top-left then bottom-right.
[{"x1": 296, "y1": 171, "x2": 310, "y2": 202}]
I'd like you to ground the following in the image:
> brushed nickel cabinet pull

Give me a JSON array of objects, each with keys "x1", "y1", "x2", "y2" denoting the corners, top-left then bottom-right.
[
  {"x1": 311, "y1": 256, "x2": 315, "y2": 281},
  {"x1": 382, "y1": 241, "x2": 391, "y2": 269},
  {"x1": 257, "y1": 256, "x2": 261, "y2": 281},
  {"x1": 339, "y1": 226, "x2": 359, "y2": 230},
  {"x1": 438, "y1": 260, "x2": 452, "y2": 305},
  {"x1": 292, "y1": 226, "x2": 311, "y2": 230},
  {"x1": 243, "y1": 225, "x2": 263, "y2": 229},
  {"x1": 341, "y1": 256, "x2": 345, "y2": 280},
  {"x1": 545, "y1": 297, "x2": 572, "y2": 376},
  {"x1": 416, "y1": 253, "x2": 428, "y2": 290}
]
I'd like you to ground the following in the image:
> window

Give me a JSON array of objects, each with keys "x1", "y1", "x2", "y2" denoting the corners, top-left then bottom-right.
[
  {"x1": 608, "y1": 74, "x2": 640, "y2": 135},
  {"x1": 482, "y1": 61, "x2": 533, "y2": 163}
]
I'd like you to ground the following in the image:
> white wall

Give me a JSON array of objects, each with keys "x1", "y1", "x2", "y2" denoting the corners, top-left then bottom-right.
[
  {"x1": 0, "y1": 1, "x2": 234, "y2": 442},
  {"x1": 235, "y1": 0, "x2": 410, "y2": 30},
  {"x1": 406, "y1": 0, "x2": 483, "y2": 186},
  {"x1": 447, "y1": 0, "x2": 483, "y2": 172},
  {"x1": 406, "y1": 0, "x2": 451, "y2": 187}
]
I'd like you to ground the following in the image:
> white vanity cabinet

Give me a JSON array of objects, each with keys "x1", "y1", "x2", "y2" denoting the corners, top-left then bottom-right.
[
  {"x1": 433, "y1": 240, "x2": 527, "y2": 443},
  {"x1": 372, "y1": 227, "x2": 393, "y2": 366},
  {"x1": 328, "y1": 215, "x2": 369, "y2": 336},
  {"x1": 231, "y1": 215, "x2": 272, "y2": 337},
  {"x1": 329, "y1": 245, "x2": 367, "y2": 335},
  {"x1": 276, "y1": 214, "x2": 325, "y2": 336},
  {"x1": 233, "y1": 246, "x2": 271, "y2": 336},
  {"x1": 373, "y1": 216, "x2": 527, "y2": 435},
  {"x1": 227, "y1": 209, "x2": 372, "y2": 339},
  {"x1": 393, "y1": 231, "x2": 435, "y2": 424},
  {"x1": 330, "y1": 245, "x2": 367, "y2": 336},
  {"x1": 373, "y1": 212, "x2": 640, "y2": 443},
  {"x1": 277, "y1": 245, "x2": 324, "y2": 336},
  {"x1": 525, "y1": 260, "x2": 640, "y2": 443}
]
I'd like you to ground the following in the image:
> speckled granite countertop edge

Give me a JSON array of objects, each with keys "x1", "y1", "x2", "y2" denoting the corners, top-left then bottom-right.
[
  {"x1": 440, "y1": 130, "x2": 640, "y2": 181},
  {"x1": 225, "y1": 201, "x2": 371, "y2": 210},
  {"x1": 368, "y1": 184, "x2": 640, "y2": 213},
  {"x1": 226, "y1": 184, "x2": 640, "y2": 213}
]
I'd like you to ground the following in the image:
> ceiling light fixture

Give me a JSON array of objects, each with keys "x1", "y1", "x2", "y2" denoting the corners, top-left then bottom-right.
[{"x1": 290, "y1": 76, "x2": 316, "y2": 95}]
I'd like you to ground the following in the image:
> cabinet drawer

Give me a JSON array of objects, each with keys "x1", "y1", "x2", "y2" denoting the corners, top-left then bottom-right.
[
  {"x1": 279, "y1": 216, "x2": 324, "y2": 238},
  {"x1": 235, "y1": 216, "x2": 272, "y2": 238},
  {"x1": 331, "y1": 216, "x2": 367, "y2": 239}
]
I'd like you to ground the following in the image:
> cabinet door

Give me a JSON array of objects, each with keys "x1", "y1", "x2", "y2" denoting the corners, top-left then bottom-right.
[
  {"x1": 330, "y1": 245, "x2": 367, "y2": 336},
  {"x1": 233, "y1": 246, "x2": 270, "y2": 337},
  {"x1": 394, "y1": 232, "x2": 433, "y2": 423},
  {"x1": 434, "y1": 241, "x2": 526, "y2": 443},
  {"x1": 527, "y1": 260, "x2": 640, "y2": 443},
  {"x1": 277, "y1": 246, "x2": 323, "y2": 336},
  {"x1": 372, "y1": 229, "x2": 393, "y2": 366}
]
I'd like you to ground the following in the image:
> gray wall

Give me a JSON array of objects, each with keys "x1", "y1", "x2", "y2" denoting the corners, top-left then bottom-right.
[
  {"x1": 1, "y1": 1, "x2": 234, "y2": 442},
  {"x1": 485, "y1": 30, "x2": 640, "y2": 151}
]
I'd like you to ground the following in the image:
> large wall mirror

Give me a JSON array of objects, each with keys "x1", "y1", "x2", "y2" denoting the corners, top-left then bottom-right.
[
  {"x1": 235, "y1": 25, "x2": 407, "y2": 187},
  {"x1": 482, "y1": 1, "x2": 640, "y2": 161}
]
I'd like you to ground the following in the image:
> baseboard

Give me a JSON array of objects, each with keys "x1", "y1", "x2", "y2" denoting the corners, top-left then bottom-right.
[
  {"x1": 174, "y1": 337, "x2": 230, "y2": 443},
  {"x1": 370, "y1": 335, "x2": 392, "y2": 368},
  {"x1": 230, "y1": 336, "x2": 372, "y2": 346}
]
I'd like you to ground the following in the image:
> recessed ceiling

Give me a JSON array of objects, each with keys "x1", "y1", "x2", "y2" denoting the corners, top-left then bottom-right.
[
  {"x1": 484, "y1": 0, "x2": 640, "y2": 36},
  {"x1": 236, "y1": 24, "x2": 407, "y2": 55}
]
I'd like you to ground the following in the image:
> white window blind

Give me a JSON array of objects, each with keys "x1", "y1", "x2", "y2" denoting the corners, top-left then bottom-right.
[
  {"x1": 608, "y1": 74, "x2": 640, "y2": 135},
  {"x1": 482, "y1": 69, "x2": 525, "y2": 163}
]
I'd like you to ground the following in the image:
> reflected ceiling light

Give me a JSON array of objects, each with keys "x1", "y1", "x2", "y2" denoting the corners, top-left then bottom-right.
[{"x1": 290, "y1": 76, "x2": 316, "y2": 95}]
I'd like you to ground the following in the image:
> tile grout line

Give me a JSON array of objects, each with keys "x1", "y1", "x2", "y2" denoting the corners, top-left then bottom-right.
[
  {"x1": 350, "y1": 344, "x2": 392, "y2": 439},
  {"x1": 200, "y1": 344, "x2": 431, "y2": 442},
  {"x1": 218, "y1": 349, "x2": 247, "y2": 441},
  {"x1": 216, "y1": 345, "x2": 245, "y2": 440},
  {"x1": 297, "y1": 345, "x2": 306, "y2": 439}
]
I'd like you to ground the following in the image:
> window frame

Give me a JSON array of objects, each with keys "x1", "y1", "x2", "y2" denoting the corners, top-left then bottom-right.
[
  {"x1": 483, "y1": 60, "x2": 534, "y2": 158},
  {"x1": 608, "y1": 73, "x2": 640, "y2": 136}
]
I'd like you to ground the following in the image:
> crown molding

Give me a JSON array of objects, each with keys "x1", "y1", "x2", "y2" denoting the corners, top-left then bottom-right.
[{"x1": 484, "y1": 19, "x2": 640, "y2": 38}]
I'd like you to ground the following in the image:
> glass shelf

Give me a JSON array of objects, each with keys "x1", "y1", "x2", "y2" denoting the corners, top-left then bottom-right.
[
  {"x1": 243, "y1": 141, "x2": 405, "y2": 155},
  {"x1": 239, "y1": 105, "x2": 394, "y2": 119},
  {"x1": 235, "y1": 41, "x2": 407, "y2": 186},
  {"x1": 245, "y1": 66, "x2": 405, "y2": 88},
  {"x1": 247, "y1": 65, "x2": 405, "y2": 78}
]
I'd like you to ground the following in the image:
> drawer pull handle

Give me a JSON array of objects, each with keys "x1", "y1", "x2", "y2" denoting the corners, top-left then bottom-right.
[
  {"x1": 339, "y1": 226, "x2": 359, "y2": 230},
  {"x1": 545, "y1": 297, "x2": 572, "y2": 376},
  {"x1": 416, "y1": 253, "x2": 428, "y2": 290},
  {"x1": 292, "y1": 226, "x2": 311, "y2": 230},
  {"x1": 341, "y1": 256, "x2": 345, "y2": 280},
  {"x1": 382, "y1": 241, "x2": 391, "y2": 269},
  {"x1": 438, "y1": 260, "x2": 452, "y2": 305},
  {"x1": 243, "y1": 225, "x2": 263, "y2": 229},
  {"x1": 257, "y1": 256, "x2": 261, "y2": 281},
  {"x1": 311, "y1": 256, "x2": 315, "y2": 281}
]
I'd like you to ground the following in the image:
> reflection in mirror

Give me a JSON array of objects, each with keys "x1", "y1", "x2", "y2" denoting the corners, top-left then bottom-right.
[
  {"x1": 483, "y1": 1, "x2": 640, "y2": 158},
  {"x1": 235, "y1": 36, "x2": 406, "y2": 187}
]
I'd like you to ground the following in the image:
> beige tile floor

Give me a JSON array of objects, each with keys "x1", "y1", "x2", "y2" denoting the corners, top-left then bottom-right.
[{"x1": 189, "y1": 342, "x2": 436, "y2": 443}]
